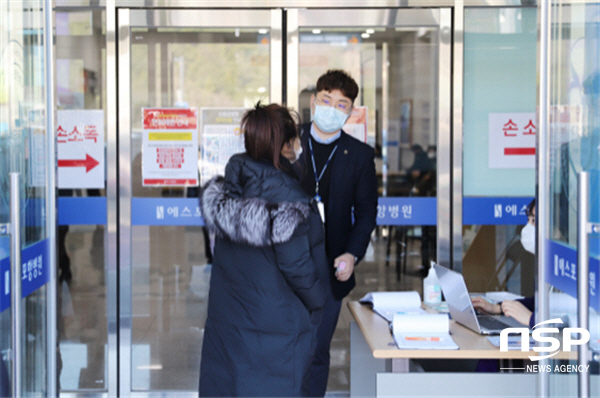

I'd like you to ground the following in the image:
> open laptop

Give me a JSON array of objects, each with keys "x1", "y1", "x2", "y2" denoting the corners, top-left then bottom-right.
[{"x1": 433, "y1": 264, "x2": 523, "y2": 335}]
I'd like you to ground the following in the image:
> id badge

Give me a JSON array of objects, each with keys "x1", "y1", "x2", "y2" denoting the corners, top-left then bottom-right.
[{"x1": 317, "y1": 201, "x2": 326, "y2": 224}]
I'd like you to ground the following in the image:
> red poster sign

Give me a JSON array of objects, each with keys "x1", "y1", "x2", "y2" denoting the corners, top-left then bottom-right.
[{"x1": 143, "y1": 108, "x2": 197, "y2": 130}]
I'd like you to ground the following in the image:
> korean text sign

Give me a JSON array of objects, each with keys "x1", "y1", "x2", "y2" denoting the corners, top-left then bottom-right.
[
  {"x1": 142, "y1": 108, "x2": 199, "y2": 187},
  {"x1": 57, "y1": 110, "x2": 105, "y2": 188},
  {"x1": 200, "y1": 108, "x2": 246, "y2": 185},
  {"x1": 489, "y1": 112, "x2": 536, "y2": 169}
]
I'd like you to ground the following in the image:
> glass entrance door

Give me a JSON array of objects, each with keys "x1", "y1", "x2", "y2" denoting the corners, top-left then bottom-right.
[
  {"x1": 117, "y1": 6, "x2": 451, "y2": 396},
  {"x1": 117, "y1": 8, "x2": 279, "y2": 395},
  {"x1": 289, "y1": 8, "x2": 451, "y2": 270}
]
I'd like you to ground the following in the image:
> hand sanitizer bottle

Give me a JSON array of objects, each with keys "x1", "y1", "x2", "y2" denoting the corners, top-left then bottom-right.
[{"x1": 423, "y1": 261, "x2": 442, "y2": 304}]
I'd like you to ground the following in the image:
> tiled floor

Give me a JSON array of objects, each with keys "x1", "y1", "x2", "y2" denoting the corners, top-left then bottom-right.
[{"x1": 59, "y1": 224, "x2": 427, "y2": 394}]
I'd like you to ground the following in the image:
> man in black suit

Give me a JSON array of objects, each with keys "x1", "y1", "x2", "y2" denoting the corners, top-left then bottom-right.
[{"x1": 299, "y1": 70, "x2": 378, "y2": 396}]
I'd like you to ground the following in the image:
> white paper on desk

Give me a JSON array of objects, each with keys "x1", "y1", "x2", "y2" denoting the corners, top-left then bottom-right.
[
  {"x1": 484, "y1": 291, "x2": 524, "y2": 303},
  {"x1": 392, "y1": 313, "x2": 458, "y2": 350},
  {"x1": 360, "y1": 291, "x2": 425, "y2": 322}
]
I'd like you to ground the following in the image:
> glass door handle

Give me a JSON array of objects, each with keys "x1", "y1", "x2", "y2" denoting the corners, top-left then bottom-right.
[
  {"x1": 577, "y1": 171, "x2": 590, "y2": 398},
  {"x1": 9, "y1": 172, "x2": 22, "y2": 398}
]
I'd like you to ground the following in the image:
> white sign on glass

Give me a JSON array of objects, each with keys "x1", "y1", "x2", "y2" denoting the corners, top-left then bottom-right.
[
  {"x1": 488, "y1": 112, "x2": 536, "y2": 169},
  {"x1": 200, "y1": 108, "x2": 246, "y2": 185},
  {"x1": 57, "y1": 110, "x2": 104, "y2": 188}
]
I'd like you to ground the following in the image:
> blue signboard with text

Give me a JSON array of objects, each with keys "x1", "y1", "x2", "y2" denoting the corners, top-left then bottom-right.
[
  {"x1": 377, "y1": 197, "x2": 436, "y2": 225},
  {"x1": 546, "y1": 239, "x2": 599, "y2": 312},
  {"x1": 131, "y1": 198, "x2": 203, "y2": 226},
  {"x1": 21, "y1": 239, "x2": 50, "y2": 298},
  {"x1": 463, "y1": 197, "x2": 533, "y2": 225},
  {"x1": 0, "y1": 238, "x2": 50, "y2": 313}
]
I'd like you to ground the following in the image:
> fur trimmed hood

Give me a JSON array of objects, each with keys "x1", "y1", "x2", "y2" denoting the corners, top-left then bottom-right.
[{"x1": 200, "y1": 176, "x2": 310, "y2": 247}]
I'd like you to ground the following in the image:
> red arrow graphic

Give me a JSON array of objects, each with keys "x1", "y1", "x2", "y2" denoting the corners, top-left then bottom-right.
[{"x1": 58, "y1": 154, "x2": 100, "y2": 173}]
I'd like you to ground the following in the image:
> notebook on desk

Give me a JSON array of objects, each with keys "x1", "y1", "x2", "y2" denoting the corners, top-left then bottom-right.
[{"x1": 433, "y1": 264, "x2": 523, "y2": 335}]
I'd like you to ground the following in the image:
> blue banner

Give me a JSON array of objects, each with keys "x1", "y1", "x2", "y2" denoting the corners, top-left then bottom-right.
[
  {"x1": 377, "y1": 197, "x2": 436, "y2": 225},
  {"x1": 58, "y1": 197, "x2": 107, "y2": 225},
  {"x1": 131, "y1": 197, "x2": 439, "y2": 227},
  {"x1": 546, "y1": 239, "x2": 600, "y2": 312},
  {"x1": 463, "y1": 197, "x2": 534, "y2": 225},
  {"x1": 132, "y1": 198, "x2": 204, "y2": 226},
  {"x1": 57, "y1": 196, "x2": 539, "y2": 227},
  {"x1": 21, "y1": 239, "x2": 51, "y2": 298},
  {"x1": 0, "y1": 238, "x2": 51, "y2": 313}
]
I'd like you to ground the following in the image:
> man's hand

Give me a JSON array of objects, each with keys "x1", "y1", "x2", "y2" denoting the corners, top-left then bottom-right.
[{"x1": 334, "y1": 253, "x2": 355, "y2": 282}]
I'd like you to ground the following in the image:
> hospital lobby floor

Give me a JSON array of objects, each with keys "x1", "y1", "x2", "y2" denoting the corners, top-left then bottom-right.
[{"x1": 58, "y1": 225, "x2": 427, "y2": 394}]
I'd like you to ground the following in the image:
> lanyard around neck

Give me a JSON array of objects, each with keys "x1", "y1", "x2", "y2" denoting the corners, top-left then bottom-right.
[{"x1": 309, "y1": 137, "x2": 338, "y2": 201}]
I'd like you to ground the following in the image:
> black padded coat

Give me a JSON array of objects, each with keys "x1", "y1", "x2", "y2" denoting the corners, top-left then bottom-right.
[{"x1": 198, "y1": 153, "x2": 327, "y2": 397}]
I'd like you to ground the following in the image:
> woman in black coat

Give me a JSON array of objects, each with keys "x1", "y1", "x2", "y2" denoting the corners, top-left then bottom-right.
[{"x1": 198, "y1": 103, "x2": 328, "y2": 397}]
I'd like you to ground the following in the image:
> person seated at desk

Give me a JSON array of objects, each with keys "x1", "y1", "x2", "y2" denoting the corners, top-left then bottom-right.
[
  {"x1": 471, "y1": 199, "x2": 536, "y2": 372},
  {"x1": 472, "y1": 198, "x2": 536, "y2": 328}
]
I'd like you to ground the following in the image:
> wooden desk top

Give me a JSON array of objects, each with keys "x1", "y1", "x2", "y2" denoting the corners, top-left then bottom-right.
[{"x1": 348, "y1": 301, "x2": 575, "y2": 360}]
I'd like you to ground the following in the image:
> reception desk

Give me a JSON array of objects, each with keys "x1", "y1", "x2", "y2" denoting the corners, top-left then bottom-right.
[{"x1": 347, "y1": 301, "x2": 578, "y2": 397}]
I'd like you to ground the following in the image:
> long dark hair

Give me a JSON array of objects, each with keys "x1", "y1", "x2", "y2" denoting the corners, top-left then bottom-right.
[
  {"x1": 526, "y1": 199, "x2": 536, "y2": 217},
  {"x1": 242, "y1": 102, "x2": 299, "y2": 170}
]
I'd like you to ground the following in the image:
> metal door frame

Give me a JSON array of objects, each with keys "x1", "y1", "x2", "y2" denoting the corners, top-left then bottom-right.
[
  {"x1": 109, "y1": 4, "x2": 453, "y2": 397},
  {"x1": 94, "y1": 1, "x2": 546, "y2": 396}
]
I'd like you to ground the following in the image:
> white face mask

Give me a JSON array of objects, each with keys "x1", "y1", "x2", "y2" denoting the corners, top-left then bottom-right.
[
  {"x1": 312, "y1": 104, "x2": 350, "y2": 134},
  {"x1": 291, "y1": 144, "x2": 303, "y2": 164},
  {"x1": 521, "y1": 223, "x2": 535, "y2": 254}
]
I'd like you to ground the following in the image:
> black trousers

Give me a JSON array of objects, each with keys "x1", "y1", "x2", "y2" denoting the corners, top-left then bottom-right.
[{"x1": 308, "y1": 291, "x2": 342, "y2": 397}]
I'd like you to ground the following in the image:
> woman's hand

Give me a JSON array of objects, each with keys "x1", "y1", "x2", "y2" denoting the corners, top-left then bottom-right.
[
  {"x1": 501, "y1": 300, "x2": 532, "y2": 326},
  {"x1": 471, "y1": 296, "x2": 501, "y2": 315}
]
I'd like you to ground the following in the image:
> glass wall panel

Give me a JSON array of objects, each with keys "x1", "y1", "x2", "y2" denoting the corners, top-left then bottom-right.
[
  {"x1": 545, "y1": 2, "x2": 600, "y2": 395},
  {"x1": 1, "y1": 0, "x2": 50, "y2": 395},
  {"x1": 463, "y1": 7, "x2": 537, "y2": 295},
  {"x1": 55, "y1": 7, "x2": 108, "y2": 392}
]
